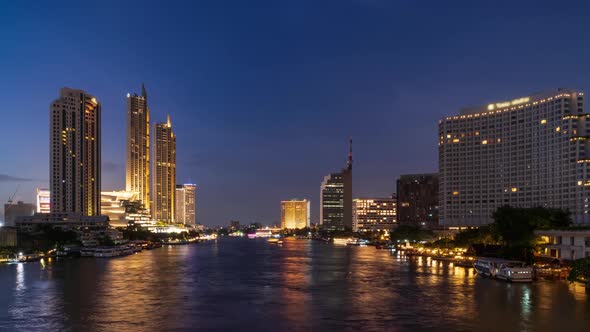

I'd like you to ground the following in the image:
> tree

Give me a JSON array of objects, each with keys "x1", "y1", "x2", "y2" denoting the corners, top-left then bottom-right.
[
  {"x1": 568, "y1": 257, "x2": 590, "y2": 288},
  {"x1": 491, "y1": 206, "x2": 572, "y2": 262}
]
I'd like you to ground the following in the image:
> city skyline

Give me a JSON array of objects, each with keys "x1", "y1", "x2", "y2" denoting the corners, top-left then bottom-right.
[{"x1": 4, "y1": 1, "x2": 590, "y2": 226}]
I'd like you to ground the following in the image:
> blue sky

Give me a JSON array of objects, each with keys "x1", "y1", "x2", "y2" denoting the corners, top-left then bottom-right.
[{"x1": 2, "y1": 0, "x2": 590, "y2": 225}]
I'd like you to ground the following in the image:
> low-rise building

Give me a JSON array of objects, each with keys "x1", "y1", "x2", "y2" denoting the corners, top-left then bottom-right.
[
  {"x1": 15, "y1": 213, "x2": 110, "y2": 247},
  {"x1": 535, "y1": 229, "x2": 590, "y2": 261},
  {"x1": 353, "y1": 197, "x2": 397, "y2": 232},
  {"x1": 0, "y1": 227, "x2": 17, "y2": 247}
]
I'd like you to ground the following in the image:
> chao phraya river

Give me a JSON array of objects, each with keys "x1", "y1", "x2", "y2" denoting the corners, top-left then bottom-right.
[{"x1": 0, "y1": 237, "x2": 588, "y2": 331}]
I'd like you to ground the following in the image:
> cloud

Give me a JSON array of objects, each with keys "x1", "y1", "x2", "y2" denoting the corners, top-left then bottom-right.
[
  {"x1": 0, "y1": 174, "x2": 38, "y2": 182},
  {"x1": 102, "y1": 161, "x2": 123, "y2": 173}
]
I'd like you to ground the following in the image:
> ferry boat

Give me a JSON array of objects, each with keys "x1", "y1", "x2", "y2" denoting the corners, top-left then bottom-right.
[
  {"x1": 94, "y1": 247, "x2": 122, "y2": 258},
  {"x1": 474, "y1": 258, "x2": 533, "y2": 282}
]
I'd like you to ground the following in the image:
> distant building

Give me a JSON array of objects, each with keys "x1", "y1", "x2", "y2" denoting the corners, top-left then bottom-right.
[
  {"x1": 50, "y1": 87, "x2": 101, "y2": 216},
  {"x1": 535, "y1": 229, "x2": 590, "y2": 260},
  {"x1": 36, "y1": 188, "x2": 50, "y2": 213},
  {"x1": 126, "y1": 84, "x2": 151, "y2": 212},
  {"x1": 353, "y1": 197, "x2": 396, "y2": 232},
  {"x1": 15, "y1": 213, "x2": 110, "y2": 247},
  {"x1": 175, "y1": 184, "x2": 197, "y2": 225},
  {"x1": 320, "y1": 139, "x2": 353, "y2": 230},
  {"x1": 230, "y1": 220, "x2": 240, "y2": 230},
  {"x1": 0, "y1": 227, "x2": 17, "y2": 247},
  {"x1": 152, "y1": 115, "x2": 176, "y2": 223},
  {"x1": 439, "y1": 89, "x2": 590, "y2": 226},
  {"x1": 281, "y1": 199, "x2": 310, "y2": 229},
  {"x1": 396, "y1": 173, "x2": 439, "y2": 228},
  {"x1": 3, "y1": 201, "x2": 35, "y2": 227}
]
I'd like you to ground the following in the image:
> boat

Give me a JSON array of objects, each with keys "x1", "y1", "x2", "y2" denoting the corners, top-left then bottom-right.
[
  {"x1": 474, "y1": 257, "x2": 533, "y2": 282},
  {"x1": 346, "y1": 239, "x2": 369, "y2": 246},
  {"x1": 268, "y1": 238, "x2": 280, "y2": 244},
  {"x1": 57, "y1": 245, "x2": 81, "y2": 257},
  {"x1": 80, "y1": 247, "x2": 96, "y2": 257}
]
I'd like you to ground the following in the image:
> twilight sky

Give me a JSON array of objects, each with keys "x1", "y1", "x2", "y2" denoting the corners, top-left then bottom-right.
[{"x1": 2, "y1": 0, "x2": 590, "y2": 226}]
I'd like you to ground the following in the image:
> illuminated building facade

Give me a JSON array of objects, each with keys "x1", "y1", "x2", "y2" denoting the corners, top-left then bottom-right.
[
  {"x1": 281, "y1": 199, "x2": 310, "y2": 229},
  {"x1": 50, "y1": 88, "x2": 101, "y2": 216},
  {"x1": 100, "y1": 191, "x2": 140, "y2": 225},
  {"x1": 36, "y1": 188, "x2": 51, "y2": 213},
  {"x1": 152, "y1": 116, "x2": 176, "y2": 223},
  {"x1": 352, "y1": 197, "x2": 396, "y2": 232},
  {"x1": 175, "y1": 183, "x2": 197, "y2": 225},
  {"x1": 126, "y1": 84, "x2": 151, "y2": 212},
  {"x1": 439, "y1": 89, "x2": 590, "y2": 226},
  {"x1": 396, "y1": 174, "x2": 439, "y2": 228},
  {"x1": 320, "y1": 139, "x2": 353, "y2": 230}
]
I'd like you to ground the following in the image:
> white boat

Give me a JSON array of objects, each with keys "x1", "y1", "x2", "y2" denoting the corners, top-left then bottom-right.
[
  {"x1": 474, "y1": 258, "x2": 533, "y2": 282},
  {"x1": 346, "y1": 239, "x2": 369, "y2": 246},
  {"x1": 94, "y1": 247, "x2": 122, "y2": 258}
]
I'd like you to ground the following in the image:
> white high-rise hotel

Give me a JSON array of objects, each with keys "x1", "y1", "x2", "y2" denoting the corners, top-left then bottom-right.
[{"x1": 439, "y1": 89, "x2": 590, "y2": 226}]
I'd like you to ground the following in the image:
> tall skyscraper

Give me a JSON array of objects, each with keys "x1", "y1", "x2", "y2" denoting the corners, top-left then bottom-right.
[
  {"x1": 353, "y1": 197, "x2": 397, "y2": 232},
  {"x1": 126, "y1": 84, "x2": 151, "y2": 212},
  {"x1": 152, "y1": 115, "x2": 176, "y2": 223},
  {"x1": 281, "y1": 199, "x2": 310, "y2": 229},
  {"x1": 396, "y1": 174, "x2": 439, "y2": 228},
  {"x1": 439, "y1": 89, "x2": 590, "y2": 226},
  {"x1": 50, "y1": 88, "x2": 101, "y2": 216},
  {"x1": 175, "y1": 183, "x2": 197, "y2": 225},
  {"x1": 320, "y1": 139, "x2": 353, "y2": 230}
]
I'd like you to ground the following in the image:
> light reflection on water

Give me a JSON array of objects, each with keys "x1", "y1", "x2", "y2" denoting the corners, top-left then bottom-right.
[{"x1": 0, "y1": 238, "x2": 588, "y2": 332}]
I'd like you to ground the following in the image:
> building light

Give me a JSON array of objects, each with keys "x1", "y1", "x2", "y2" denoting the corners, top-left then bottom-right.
[
  {"x1": 556, "y1": 127, "x2": 561, "y2": 132},
  {"x1": 481, "y1": 140, "x2": 488, "y2": 145},
  {"x1": 540, "y1": 119, "x2": 547, "y2": 124},
  {"x1": 446, "y1": 134, "x2": 451, "y2": 138},
  {"x1": 497, "y1": 138, "x2": 502, "y2": 143},
  {"x1": 453, "y1": 191, "x2": 460, "y2": 196},
  {"x1": 511, "y1": 187, "x2": 518, "y2": 192},
  {"x1": 452, "y1": 138, "x2": 460, "y2": 143}
]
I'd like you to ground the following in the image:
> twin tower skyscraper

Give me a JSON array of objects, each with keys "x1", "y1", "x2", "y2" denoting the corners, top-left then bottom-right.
[
  {"x1": 125, "y1": 84, "x2": 176, "y2": 223},
  {"x1": 50, "y1": 85, "x2": 177, "y2": 223}
]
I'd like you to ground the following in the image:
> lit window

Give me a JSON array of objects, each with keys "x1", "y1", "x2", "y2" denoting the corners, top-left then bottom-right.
[
  {"x1": 540, "y1": 119, "x2": 547, "y2": 124},
  {"x1": 481, "y1": 140, "x2": 488, "y2": 145},
  {"x1": 511, "y1": 187, "x2": 518, "y2": 192}
]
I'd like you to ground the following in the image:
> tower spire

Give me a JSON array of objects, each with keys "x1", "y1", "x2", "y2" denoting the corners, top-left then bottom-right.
[
  {"x1": 141, "y1": 83, "x2": 147, "y2": 99},
  {"x1": 166, "y1": 114, "x2": 171, "y2": 128},
  {"x1": 347, "y1": 137, "x2": 353, "y2": 170}
]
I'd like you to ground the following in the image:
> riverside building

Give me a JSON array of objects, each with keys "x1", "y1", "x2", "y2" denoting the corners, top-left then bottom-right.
[
  {"x1": 280, "y1": 199, "x2": 310, "y2": 229},
  {"x1": 126, "y1": 84, "x2": 151, "y2": 212},
  {"x1": 320, "y1": 140, "x2": 353, "y2": 230},
  {"x1": 396, "y1": 174, "x2": 439, "y2": 228},
  {"x1": 152, "y1": 115, "x2": 176, "y2": 223},
  {"x1": 50, "y1": 88, "x2": 101, "y2": 216},
  {"x1": 176, "y1": 184, "x2": 197, "y2": 225},
  {"x1": 439, "y1": 89, "x2": 590, "y2": 226},
  {"x1": 352, "y1": 197, "x2": 396, "y2": 232}
]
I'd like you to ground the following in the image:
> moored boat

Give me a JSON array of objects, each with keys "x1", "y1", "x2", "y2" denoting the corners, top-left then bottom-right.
[{"x1": 474, "y1": 257, "x2": 533, "y2": 282}]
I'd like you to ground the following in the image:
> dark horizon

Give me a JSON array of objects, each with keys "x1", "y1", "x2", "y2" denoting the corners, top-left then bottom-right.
[{"x1": 2, "y1": 0, "x2": 590, "y2": 226}]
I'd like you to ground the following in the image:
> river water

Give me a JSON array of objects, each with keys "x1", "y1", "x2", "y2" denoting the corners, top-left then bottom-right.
[{"x1": 0, "y1": 237, "x2": 588, "y2": 331}]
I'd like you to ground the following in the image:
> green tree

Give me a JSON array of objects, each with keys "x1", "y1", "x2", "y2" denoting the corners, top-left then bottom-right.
[{"x1": 568, "y1": 257, "x2": 590, "y2": 288}]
